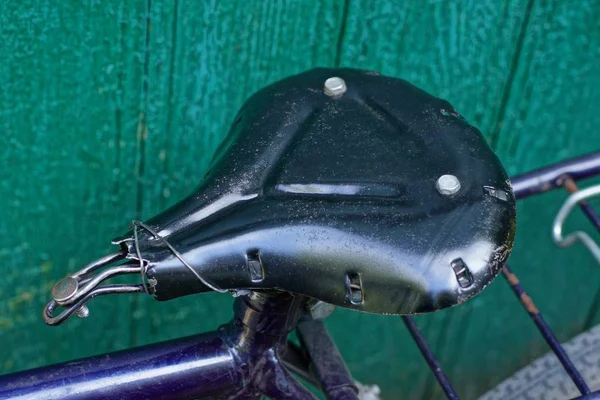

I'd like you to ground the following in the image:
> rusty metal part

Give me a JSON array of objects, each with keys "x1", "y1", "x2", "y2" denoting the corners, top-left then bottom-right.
[
  {"x1": 562, "y1": 176, "x2": 581, "y2": 194},
  {"x1": 561, "y1": 176, "x2": 600, "y2": 232},
  {"x1": 502, "y1": 265, "x2": 590, "y2": 396}
]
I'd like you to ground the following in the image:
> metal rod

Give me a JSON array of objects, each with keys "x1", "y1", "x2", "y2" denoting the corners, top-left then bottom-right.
[
  {"x1": 571, "y1": 391, "x2": 600, "y2": 400},
  {"x1": 552, "y1": 184, "x2": 600, "y2": 264},
  {"x1": 58, "y1": 265, "x2": 141, "y2": 306},
  {"x1": 260, "y1": 361, "x2": 319, "y2": 400},
  {"x1": 0, "y1": 331, "x2": 240, "y2": 400},
  {"x1": 502, "y1": 265, "x2": 590, "y2": 395},
  {"x1": 43, "y1": 284, "x2": 146, "y2": 326},
  {"x1": 72, "y1": 250, "x2": 126, "y2": 279},
  {"x1": 297, "y1": 320, "x2": 359, "y2": 400},
  {"x1": 282, "y1": 341, "x2": 320, "y2": 387},
  {"x1": 402, "y1": 316, "x2": 460, "y2": 400},
  {"x1": 562, "y1": 177, "x2": 600, "y2": 232},
  {"x1": 511, "y1": 151, "x2": 600, "y2": 199}
]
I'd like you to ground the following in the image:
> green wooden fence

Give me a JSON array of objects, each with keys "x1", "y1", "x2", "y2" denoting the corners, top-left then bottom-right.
[{"x1": 1, "y1": 1, "x2": 600, "y2": 398}]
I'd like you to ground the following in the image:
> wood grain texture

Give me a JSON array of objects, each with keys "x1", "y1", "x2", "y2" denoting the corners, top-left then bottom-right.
[
  {"x1": 333, "y1": 1, "x2": 600, "y2": 399},
  {"x1": 333, "y1": 1, "x2": 534, "y2": 398},
  {"x1": 1, "y1": 1, "x2": 600, "y2": 399},
  {"x1": 458, "y1": 1, "x2": 600, "y2": 398},
  {"x1": 0, "y1": 0, "x2": 146, "y2": 371}
]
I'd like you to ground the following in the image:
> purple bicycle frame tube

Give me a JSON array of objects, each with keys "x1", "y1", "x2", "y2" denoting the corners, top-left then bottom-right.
[
  {"x1": 511, "y1": 151, "x2": 600, "y2": 200},
  {"x1": 0, "y1": 331, "x2": 239, "y2": 399},
  {"x1": 0, "y1": 291, "x2": 321, "y2": 400}
]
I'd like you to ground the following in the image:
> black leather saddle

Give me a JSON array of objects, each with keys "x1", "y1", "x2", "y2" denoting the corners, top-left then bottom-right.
[{"x1": 116, "y1": 68, "x2": 516, "y2": 315}]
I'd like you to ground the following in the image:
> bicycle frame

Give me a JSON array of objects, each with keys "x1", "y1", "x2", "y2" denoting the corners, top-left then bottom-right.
[
  {"x1": 0, "y1": 291, "x2": 355, "y2": 399},
  {"x1": 2, "y1": 151, "x2": 600, "y2": 400}
]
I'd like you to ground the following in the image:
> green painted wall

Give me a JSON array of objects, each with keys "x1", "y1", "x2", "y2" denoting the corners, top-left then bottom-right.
[{"x1": 1, "y1": 1, "x2": 600, "y2": 398}]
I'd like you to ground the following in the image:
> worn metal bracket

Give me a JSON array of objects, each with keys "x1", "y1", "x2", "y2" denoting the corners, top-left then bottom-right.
[{"x1": 43, "y1": 250, "x2": 146, "y2": 325}]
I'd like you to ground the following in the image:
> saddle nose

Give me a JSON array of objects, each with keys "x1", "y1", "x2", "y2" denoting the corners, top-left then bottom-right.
[{"x1": 116, "y1": 67, "x2": 516, "y2": 315}]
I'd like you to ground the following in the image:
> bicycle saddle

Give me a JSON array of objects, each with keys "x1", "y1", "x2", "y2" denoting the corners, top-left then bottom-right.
[{"x1": 115, "y1": 68, "x2": 516, "y2": 315}]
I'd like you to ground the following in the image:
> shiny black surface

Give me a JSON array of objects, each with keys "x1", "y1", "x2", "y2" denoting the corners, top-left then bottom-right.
[
  {"x1": 0, "y1": 331, "x2": 238, "y2": 399},
  {"x1": 116, "y1": 68, "x2": 516, "y2": 314}
]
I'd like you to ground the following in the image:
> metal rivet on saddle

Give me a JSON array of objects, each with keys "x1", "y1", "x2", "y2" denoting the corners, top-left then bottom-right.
[
  {"x1": 324, "y1": 76, "x2": 347, "y2": 97},
  {"x1": 436, "y1": 175, "x2": 461, "y2": 196}
]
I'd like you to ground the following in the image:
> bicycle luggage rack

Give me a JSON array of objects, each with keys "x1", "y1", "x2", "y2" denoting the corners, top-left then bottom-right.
[{"x1": 409, "y1": 151, "x2": 600, "y2": 400}]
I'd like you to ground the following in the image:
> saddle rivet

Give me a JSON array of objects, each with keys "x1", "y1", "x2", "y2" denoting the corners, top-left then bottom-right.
[
  {"x1": 436, "y1": 174, "x2": 461, "y2": 196},
  {"x1": 324, "y1": 77, "x2": 347, "y2": 97}
]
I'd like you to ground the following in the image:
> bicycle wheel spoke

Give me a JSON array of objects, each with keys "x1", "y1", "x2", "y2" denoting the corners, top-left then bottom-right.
[
  {"x1": 402, "y1": 316, "x2": 460, "y2": 400},
  {"x1": 570, "y1": 391, "x2": 600, "y2": 400},
  {"x1": 502, "y1": 265, "x2": 590, "y2": 395}
]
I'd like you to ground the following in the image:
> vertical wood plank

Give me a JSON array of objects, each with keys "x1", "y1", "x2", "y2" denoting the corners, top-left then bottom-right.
[
  {"x1": 338, "y1": 0, "x2": 529, "y2": 138},
  {"x1": 332, "y1": 1, "x2": 532, "y2": 398},
  {"x1": 457, "y1": 1, "x2": 600, "y2": 398},
  {"x1": 0, "y1": 0, "x2": 148, "y2": 371}
]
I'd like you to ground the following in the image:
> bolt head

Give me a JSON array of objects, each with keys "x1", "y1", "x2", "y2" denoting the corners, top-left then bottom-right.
[
  {"x1": 324, "y1": 77, "x2": 347, "y2": 97},
  {"x1": 76, "y1": 305, "x2": 90, "y2": 318},
  {"x1": 308, "y1": 300, "x2": 336, "y2": 320},
  {"x1": 436, "y1": 174, "x2": 461, "y2": 195},
  {"x1": 52, "y1": 277, "x2": 79, "y2": 302}
]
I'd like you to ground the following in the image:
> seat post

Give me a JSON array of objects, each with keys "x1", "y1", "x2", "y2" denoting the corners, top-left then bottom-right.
[
  {"x1": 214, "y1": 291, "x2": 318, "y2": 399},
  {"x1": 229, "y1": 291, "x2": 305, "y2": 350}
]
